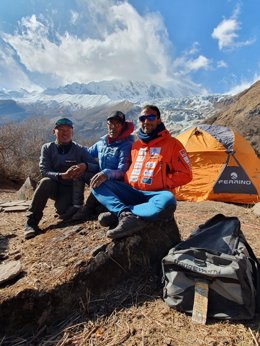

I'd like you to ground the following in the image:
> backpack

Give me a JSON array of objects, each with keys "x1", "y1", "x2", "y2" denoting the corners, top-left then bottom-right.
[{"x1": 162, "y1": 214, "x2": 260, "y2": 321}]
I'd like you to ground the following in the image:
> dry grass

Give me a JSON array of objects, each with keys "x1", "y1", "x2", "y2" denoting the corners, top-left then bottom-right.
[
  {"x1": 2, "y1": 277, "x2": 260, "y2": 346},
  {"x1": 0, "y1": 189, "x2": 260, "y2": 346}
]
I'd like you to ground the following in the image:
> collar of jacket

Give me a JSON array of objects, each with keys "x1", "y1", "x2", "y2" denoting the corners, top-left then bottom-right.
[
  {"x1": 106, "y1": 121, "x2": 134, "y2": 144},
  {"x1": 137, "y1": 122, "x2": 166, "y2": 143}
]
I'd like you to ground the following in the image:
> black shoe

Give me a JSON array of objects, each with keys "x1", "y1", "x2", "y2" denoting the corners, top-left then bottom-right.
[
  {"x1": 106, "y1": 212, "x2": 147, "y2": 239},
  {"x1": 24, "y1": 225, "x2": 39, "y2": 239},
  {"x1": 72, "y1": 206, "x2": 89, "y2": 221},
  {"x1": 59, "y1": 206, "x2": 79, "y2": 221},
  {"x1": 98, "y1": 212, "x2": 118, "y2": 228}
]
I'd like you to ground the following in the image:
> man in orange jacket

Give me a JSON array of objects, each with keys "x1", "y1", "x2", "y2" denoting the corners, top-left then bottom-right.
[{"x1": 91, "y1": 105, "x2": 192, "y2": 239}]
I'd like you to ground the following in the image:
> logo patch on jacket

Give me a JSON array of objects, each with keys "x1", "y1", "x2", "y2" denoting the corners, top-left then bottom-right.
[
  {"x1": 145, "y1": 162, "x2": 156, "y2": 168},
  {"x1": 142, "y1": 177, "x2": 152, "y2": 185},
  {"x1": 136, "y1": 155, "x2": 145, "y2": 162},
  {"x1": 130, "y1": 176, "x2": 138, "y2": 182},
  {"x1": 132, "y1": 168, "x2": 141, "y2": 175},
  {"x1": 134, "y1": 162, "x2": 143, "y2": 169},
  {"x1": 180, "y1": 149, "x2": 190, "y2": 165},
  {"x1": 144, "y1": 169, "x2": 154, "y2": 177},
  {"x1": 150, "y1": 147, "x2": 161, "y2": 157},
  {"x1": 138, "y1": 148, "x2": 146, "y2": 155}
]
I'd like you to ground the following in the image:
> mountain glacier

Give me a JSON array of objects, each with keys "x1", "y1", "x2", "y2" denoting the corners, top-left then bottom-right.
[{"x1": 0, "y1": 80, "x2": 228, "y2": 138}]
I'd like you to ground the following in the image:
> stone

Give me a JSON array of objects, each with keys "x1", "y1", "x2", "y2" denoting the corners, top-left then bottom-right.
[
  {"x1": 16, "y1": 177, "x2": 37, "y2": 200},
  {"x1": 0, "y1": 260, "x2": 22, "y2": 285},
  {"x1": 252, "y1": 203, "x2": 260, "y2": 216},
  {"x1": 0, "y1": 200, "x2": 30, "y2": 207},
  {"x1": 0, "y1": 200, "x2": 31, "y2": 212},
  {"x1": 4, "y1": 206, "x2": 29, "y2": 212}
]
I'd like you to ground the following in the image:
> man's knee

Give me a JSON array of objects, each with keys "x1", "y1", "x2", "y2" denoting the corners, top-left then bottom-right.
[
  {"x1": 157, "y1": 198, "x2": 176, "y2": 220},
  {"x1": 165, "y1": 191, "x2": 176, "y2": 207},
  {"x1": 38, "y1": 177, "x2": 53, "y2": 186},
  {"x1": 93, "y1": 179, "x2": 117, "y2": 194},
  {"x1": 36, "y1": 177, "x2": 57, "y2": 196}
]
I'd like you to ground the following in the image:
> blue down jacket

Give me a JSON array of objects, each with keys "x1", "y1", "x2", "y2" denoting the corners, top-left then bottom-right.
[{"x1": 88, "y1": 121, "x2": 135, "y2": 180}]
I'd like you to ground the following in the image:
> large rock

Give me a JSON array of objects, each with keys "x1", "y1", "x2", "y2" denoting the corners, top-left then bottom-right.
[
  {"x1": 0, "y1": 260, "x2": 22, "y2": 285},
  {"x1": 16, "y1": 177, "x2": 37, "y2": 200},
  {"x1": 0, "y1": 217, "x2": 180, "y2": 335}
]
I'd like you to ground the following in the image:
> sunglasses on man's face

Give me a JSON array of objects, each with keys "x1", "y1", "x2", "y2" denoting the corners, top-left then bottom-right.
[{"x1": 139, "y1": 114, "x2": 157, "y2": 122}]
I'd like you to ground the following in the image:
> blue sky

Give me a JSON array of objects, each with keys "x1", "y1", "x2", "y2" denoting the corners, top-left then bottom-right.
[{"x1": 0, "y1": 0, "x2": 259, "y2": 95}]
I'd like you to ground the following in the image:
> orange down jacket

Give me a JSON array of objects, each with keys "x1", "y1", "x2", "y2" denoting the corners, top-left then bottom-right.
[{"x1": 125, "y1": 129, "x2": 192, "y2": 194}]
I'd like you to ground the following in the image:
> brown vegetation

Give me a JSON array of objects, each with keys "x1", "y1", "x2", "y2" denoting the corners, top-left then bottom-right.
[
  {"x1": 0, "y1": 188, "x2": 259, "y2": 345},
  {"x1": 0, "y1": 118, "x2": 50, "y2": 184},
  {"x1": 0, "y1": 118, "x2": 99, "y2": 185}
]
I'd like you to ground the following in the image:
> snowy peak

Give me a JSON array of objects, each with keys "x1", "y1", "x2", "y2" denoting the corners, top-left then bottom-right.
[
  {"x1": 43, "y1": 80, "x2": 189, "y2": 102},
  {"x1": 0, "y1": 79, "x2": 228, "y2": 140}
]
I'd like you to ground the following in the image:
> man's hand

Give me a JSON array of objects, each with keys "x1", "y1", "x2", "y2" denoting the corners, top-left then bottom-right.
[
  {"x1": 90, "y1": 172, "x2": 107, "y2": 188},
  {"x1": 60, "y1": 163, "x2": 87, "y2": 180}
]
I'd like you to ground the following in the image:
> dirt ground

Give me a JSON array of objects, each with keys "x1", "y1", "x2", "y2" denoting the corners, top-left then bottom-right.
[{"x1": 0, "y1": 187, "x2": 260, "y2": 346}]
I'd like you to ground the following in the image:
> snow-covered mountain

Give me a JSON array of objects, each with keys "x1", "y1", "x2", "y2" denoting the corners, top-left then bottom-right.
[
  {"x1": 0, "y1": 80, "x2": 228, "y2": 138},
  {"x1": 43, "y1": 80, "x2": 199, "y2": 101}
]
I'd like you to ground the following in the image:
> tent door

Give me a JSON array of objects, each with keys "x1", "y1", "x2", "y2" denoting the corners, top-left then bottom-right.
[{"x1": 213, "y1": 153, "x2": 257, "y2": 194}]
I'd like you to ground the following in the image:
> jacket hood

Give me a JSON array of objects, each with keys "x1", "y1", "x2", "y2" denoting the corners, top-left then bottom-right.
[{"x1": 105, "y1": 120, "x2": 134, "y2": 144}]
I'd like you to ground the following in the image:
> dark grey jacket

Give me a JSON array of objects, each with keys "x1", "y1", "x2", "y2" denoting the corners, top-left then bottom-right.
[{"x1": 39, "y1": 141, "x2": 98, "y2": 185}]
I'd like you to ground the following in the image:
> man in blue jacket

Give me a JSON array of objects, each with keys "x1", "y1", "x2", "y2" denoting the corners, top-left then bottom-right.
[
  {"x1": 72, "y1": 110, "x2": 135, "y2": 221},
  {"x1": 24, "y1": 117, "x2": 98, "y2": 239}
]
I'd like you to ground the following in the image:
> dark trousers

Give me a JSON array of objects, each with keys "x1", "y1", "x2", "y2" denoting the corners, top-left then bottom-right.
[
  {"x1": 72, "y1": 179, "x2": 85, "y2": 207},
  {"x1": 26, "y1": 177, "x2": 73, "y2": 227},
  {"x1": 72, "y1": 171, "x2": 96, "y2": 207}
]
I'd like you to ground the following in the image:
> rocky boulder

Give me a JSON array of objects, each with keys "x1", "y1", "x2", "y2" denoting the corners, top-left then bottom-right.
[{"x1": 0, "y1": 217, "x2": 180, "y2": 334}]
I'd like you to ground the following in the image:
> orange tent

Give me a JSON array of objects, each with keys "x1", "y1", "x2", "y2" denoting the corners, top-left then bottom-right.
[{"x1": 175, "y1": 124, "x2": 260, "y2": 204}]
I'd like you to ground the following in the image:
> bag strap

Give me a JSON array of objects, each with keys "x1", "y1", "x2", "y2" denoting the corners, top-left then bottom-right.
[{"x1": 241, "y1": 238, "x2": 260, "y2": 312}]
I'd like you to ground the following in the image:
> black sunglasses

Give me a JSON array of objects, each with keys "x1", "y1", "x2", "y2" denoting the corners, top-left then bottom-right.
[{"x1": 139, "y1": 114, "x2": 157, "y2": 122}]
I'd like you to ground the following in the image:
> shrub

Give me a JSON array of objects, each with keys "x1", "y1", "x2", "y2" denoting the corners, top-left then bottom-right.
[
  {"x1": 0, "y1": 117, "x2": 99, "y2": 185},
  {"x1": 0, "y1": 117, "x2": 50, "y2": 184}
]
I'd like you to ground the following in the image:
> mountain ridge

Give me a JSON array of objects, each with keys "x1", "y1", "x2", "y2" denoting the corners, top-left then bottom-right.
[
  {"x1": 0, "y1": 79, "x2": 227, "y2": 138},
  {"x1": 205, "y1": 80, "x2": 260, "y2": 156},
  {"x1": 0, "y1": 79, "x2": 259, "y2": 157}
]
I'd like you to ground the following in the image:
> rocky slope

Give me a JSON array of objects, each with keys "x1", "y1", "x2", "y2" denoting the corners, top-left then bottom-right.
[{"x1": 205, "y1": 80, "x2": 260, "y2": 157}]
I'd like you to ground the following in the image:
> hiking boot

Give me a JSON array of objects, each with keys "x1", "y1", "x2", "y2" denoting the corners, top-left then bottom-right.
[
  {"x1": 106, "y1": 212, "x2": 147, "y2": 239},
  {"x1": 98, "y1": 212, "x2": 118, "y2": 228},
  {"x1": 72, "y1": 205, "x2": 95, "y2": 221},
  {"x1": 24, "y1": 225, "x2": 39, "y2": 240},
  {"x1": 59, "y1": 206, "x2": 79, "y2": 221}
]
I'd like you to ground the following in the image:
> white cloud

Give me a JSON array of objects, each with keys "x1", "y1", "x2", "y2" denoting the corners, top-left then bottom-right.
[
  {"x1": 212, "y1": 6, "x2": 255, "y2": 50},
  {"x1": 217, "y1": 60, "x2": 228, "y2": 68},
  {"x1": 226, "y1": 74, "x2": 260, "y2": 95},
  {"x1": 70, "y1": 11, "x2": 80, "y2": 25},
  {"x1": 0, "y1": 0, "x2": 212, "y2": 95},
  {"x1": 173, "y1": 45, "x2": 210, "y2": 75},
  {"x1": 186, "y1": 55, "x2": 210, "y2": 72},
  {"x1": 0, "y1": 1, "x2": 176, "y2": 89},
  {"x1": 186, "y1": 42, "x2": 200, "y2": 55},
  {"x1": 212, "y1": 18, "x2": 239, "y2": 50},
  {"x1": 0, "y1": 41, "x2": 42, "y2": 91}
]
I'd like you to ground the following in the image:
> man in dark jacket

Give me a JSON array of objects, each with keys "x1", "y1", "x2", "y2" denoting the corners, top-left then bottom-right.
[{"x1": 24, "y1": 118, "x2": 98, "y2": 239}]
